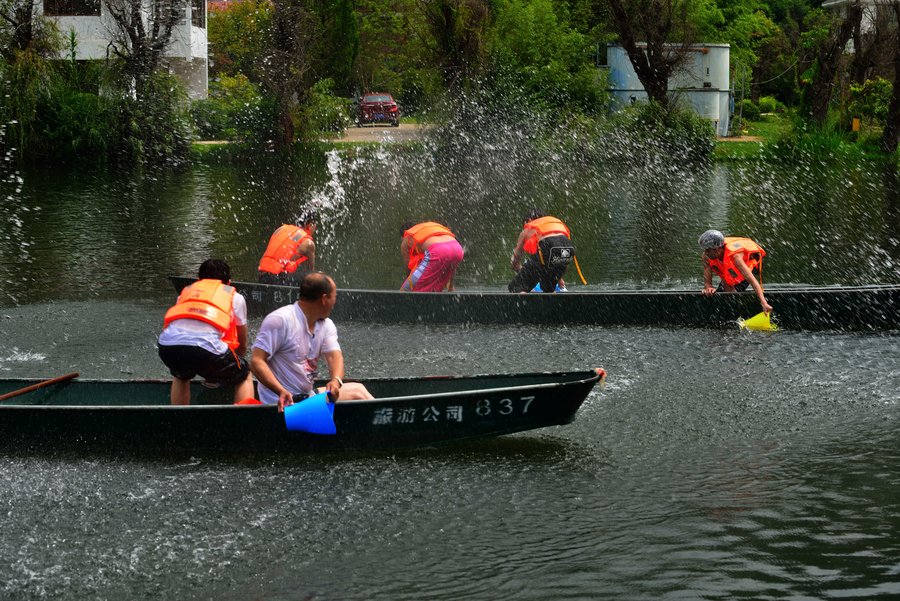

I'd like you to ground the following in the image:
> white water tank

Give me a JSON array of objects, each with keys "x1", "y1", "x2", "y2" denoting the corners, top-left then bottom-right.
[{"x1": 606, "y1": 43, "x2": 732, "y2": 137}]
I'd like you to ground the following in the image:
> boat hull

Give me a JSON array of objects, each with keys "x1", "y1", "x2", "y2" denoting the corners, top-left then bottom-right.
[
  {"x1": 0, "y1": 371, "x2": 602, "y2": 453},
  {"x1": 170, "y1": 276, "x2": 900, "y2": 330}
]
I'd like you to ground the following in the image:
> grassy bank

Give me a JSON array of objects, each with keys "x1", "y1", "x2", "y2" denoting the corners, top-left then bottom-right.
[{"x1": 713, "y1": 114, "x2": 792, "y2": 160}]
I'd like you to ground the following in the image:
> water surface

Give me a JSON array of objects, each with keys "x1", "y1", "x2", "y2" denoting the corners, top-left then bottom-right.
[{"x1": 1, "y1": 142, "x2": 899, "y2": 600}]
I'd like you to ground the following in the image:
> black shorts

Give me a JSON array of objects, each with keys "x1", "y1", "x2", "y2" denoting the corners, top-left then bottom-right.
[
  {"x1": 158, "y1": 344, "x2": 249, "y2": 384},
  {"x1": 508, "y1": 235, "x2": 575, "y2": 293}
]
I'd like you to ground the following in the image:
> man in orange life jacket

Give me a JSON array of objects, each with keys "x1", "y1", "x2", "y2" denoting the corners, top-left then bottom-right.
[
  {"x1": 509, "y1": 210, "x2": 575, "y2": 293},
  {"x1": 158, "y1": 259, "x2": 254, "y2": 405},
  {"x1": 699, "y1": 229, "x2": 773, "y2": 314},
  {"x1": 400, "y1": 221, "x2": 465, "y2": 292},
  {"x1": 258, "y1": 210, "x2": 317, "y2": 285}
]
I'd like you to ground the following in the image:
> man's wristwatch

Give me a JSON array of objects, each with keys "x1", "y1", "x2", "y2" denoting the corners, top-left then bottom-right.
[{"x1": 333, "y1": 377, "x2": 343, "y2": 387}]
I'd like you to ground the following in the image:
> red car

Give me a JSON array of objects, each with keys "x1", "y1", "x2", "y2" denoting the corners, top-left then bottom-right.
[{"x1": 357, "y1": 93, "x2": 400, "y2": 127}]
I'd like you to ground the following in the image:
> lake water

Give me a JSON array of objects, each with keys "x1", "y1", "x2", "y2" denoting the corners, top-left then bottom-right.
[{"x1": 1, "y1": 135, "x2": 899, "y2": 600}]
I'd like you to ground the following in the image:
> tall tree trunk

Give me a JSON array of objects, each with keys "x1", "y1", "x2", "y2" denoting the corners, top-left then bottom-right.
[
  {"x1": 417, "y1": 0, "x2": 489, "y2": 93},
  {"x1": 806, "y1": 2, "x2": 861, "y2": 127},
  {"x1": 606, "y1": 0, "x2": 694, "y2": 110},
  {"x1": 881, "y1": 3, "x2": 900, "y2": 154}
]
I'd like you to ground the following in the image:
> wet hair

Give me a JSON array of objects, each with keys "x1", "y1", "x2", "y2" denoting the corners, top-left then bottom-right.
[
  {"x1": 299, "y1": 271, "x2": 335, "y2": 301},
  {"x1": 297, "y1": 209, "x2": 318, "y2": 228},
  {"x1": 524, "y1": 209, "x2": 546, "y2": 224},
  {"x1": 399, "y1": 221, "x2": 415, "y2": 237},
  {"x1": 198, "y1": 259, "x2": 231, "y2": 283},
  {"x1": 698, "y1": 229, "x2": 726, "y2": 250}
]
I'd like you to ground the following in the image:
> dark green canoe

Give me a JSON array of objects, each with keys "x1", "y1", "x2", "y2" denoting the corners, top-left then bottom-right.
[
  {"x1": 0, "y1": 370, "x2": 604, "y2": 453},
  {"x1": 170, "y1": 276, "x2": 900, "y2": 331}
]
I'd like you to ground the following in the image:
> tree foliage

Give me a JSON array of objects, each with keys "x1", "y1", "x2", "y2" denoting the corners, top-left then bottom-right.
[
  {"x1": 103, "y1": 0, "x2": 189, "y2": 95},
  {"x1": 1, "y1": 0, "x2": 60, "y2": 61},
  {"x1": 208, "y1": 0, "x2": 272, "y2": 82},
  {"x1": 487, "y1": 0, "x2": 606, "y2": 114},
  {"x1": 605, "y1": 0, "x2": 715, "y2": 108}
]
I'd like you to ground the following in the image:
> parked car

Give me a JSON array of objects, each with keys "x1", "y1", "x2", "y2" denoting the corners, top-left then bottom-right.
[{"x1": 357, "y1": 93, "x2": 400, "y2": 127}]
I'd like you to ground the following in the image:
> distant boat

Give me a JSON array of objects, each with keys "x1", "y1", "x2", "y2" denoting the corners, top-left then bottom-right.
[
  {"x1": 169, "y1": 276, "x2": 900, "y2": 331},
  {"x1": 0, "y1": 370, "x2": 605, "y2": 453}
]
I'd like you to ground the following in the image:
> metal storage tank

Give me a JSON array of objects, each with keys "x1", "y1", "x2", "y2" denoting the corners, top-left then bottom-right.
[
  {"x1": 683, "y1": 90, "x2": 720, "y2": 120},
  {"x1": 606, "y1": 43, "x2": 732, "y2": 137}
]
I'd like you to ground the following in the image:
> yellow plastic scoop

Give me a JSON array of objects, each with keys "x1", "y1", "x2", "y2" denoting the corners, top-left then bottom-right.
[{"x1": 738, "y1": 311, "x2": 778, "y2": 332}]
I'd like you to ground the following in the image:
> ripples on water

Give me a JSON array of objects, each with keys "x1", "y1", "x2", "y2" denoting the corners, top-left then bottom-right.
[
  {"x1": 2, "y1": 114, "x2": 900, "y2": 598},
  {"x1": 3, "y1": 142, "x2": 900, "y2": 306},
  {"x1": 1, "y1": 300, "x2": 899, "y2": 600}
]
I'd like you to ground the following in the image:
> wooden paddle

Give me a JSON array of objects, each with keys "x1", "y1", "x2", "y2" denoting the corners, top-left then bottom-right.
[{"x1": 0, "y1": 372, "x2": 79, "y2": 402}]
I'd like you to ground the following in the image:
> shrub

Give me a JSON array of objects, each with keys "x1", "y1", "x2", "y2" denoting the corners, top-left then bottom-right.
[
  {"x1": 191, "y1": 74, "x2": 270, "y2": 142},
  {"x1": 758, "y1": 96, "x2": 783, "y2": 114},
  {"x1": 597, "y1": 99, "x2": 715, "y2": 163},
  {"x1": 766, "y1": 114, "x2": 869, "y2": 162},
  {"x1": 736, "y1": 99, "x2": 760, "y2": 121},
  {"x1": 848, "y1": 77, "x2": 892, "y2": 126},
  {"x1": 304, "y1": 78, "x2": 352, "y2": 135},
  {"x1": 111, "y1": 72, "x2": 192, "y2": 167}
]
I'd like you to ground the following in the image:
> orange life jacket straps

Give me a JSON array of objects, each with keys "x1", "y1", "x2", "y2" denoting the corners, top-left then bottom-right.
[
  {"x1": 707, "y1": 237, "x2": 766, "y2": 287},
  {"x1": 163, "y1": 280, "x2": 239, "y2": 350},
  {"x1": 523, "y1": 216, "x2": 571, "y2": 255},
  {"x1": 404, "y1": 222, "x2": 455, "y2": 271},
  {"x1": 258, "y1": 225, "x2": 312, "y2": 275}
]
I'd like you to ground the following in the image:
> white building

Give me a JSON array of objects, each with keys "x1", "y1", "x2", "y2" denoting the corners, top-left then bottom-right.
[
  {"x1": 821, "y1": 0, "x2": 879, "y2": 36},
  {"x1": 38, "y1": 0, "x2": 208, "y2": 99},
  {"x1": 606, "y1": 43, "x2": 732, "y2": 137}
]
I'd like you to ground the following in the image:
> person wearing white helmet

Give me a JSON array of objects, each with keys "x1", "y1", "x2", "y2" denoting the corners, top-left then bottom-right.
[{"x1": 699, "y1": 229, "x2": 773, "y2": 314}]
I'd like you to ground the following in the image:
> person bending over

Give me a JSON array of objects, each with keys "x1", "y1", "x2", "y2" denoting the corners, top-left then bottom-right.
[
  {"x1": 509, "y1": 210, "x2": 576, "y2": 293},
  {"x1": 258, "y1": 210, "x2": 318, "y2": 286},
  {"x1": 698, "y1": 229, "x2": 772, "y2": 315},
  {"x1": 158, "y1": 259, "x2": 254, "y2": 405},
  {"x1": 400, "y1": 221, "x2": 464, "y2": 292}
]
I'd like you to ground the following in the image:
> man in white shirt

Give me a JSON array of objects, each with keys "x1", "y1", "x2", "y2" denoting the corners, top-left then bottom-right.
[{"x1": 251, "y1": 272, "x2": 373, "y2": 411}]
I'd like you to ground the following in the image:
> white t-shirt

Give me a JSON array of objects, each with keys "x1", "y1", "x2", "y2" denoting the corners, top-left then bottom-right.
[
  {"x1": 158, "y1": 292, "x2": 248, "y2": 355},
  {"x1": 252, "y1": 303, "x2": 341, "y2": 405}
]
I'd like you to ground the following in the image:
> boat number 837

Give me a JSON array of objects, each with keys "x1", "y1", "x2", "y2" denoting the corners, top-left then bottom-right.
[{"x1": 475, "y1": 396, "x2": 536, "y2": 416}]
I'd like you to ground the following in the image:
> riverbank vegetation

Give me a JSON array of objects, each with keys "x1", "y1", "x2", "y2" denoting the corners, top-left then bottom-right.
[{"x1": 2, "y1": 0, "x2": 900, "y2": 167}]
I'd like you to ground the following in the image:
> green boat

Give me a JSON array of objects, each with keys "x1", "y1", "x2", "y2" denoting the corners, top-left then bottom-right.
[
  {"x1": 0, "y1": 370, "x2": 605, "y2": 453},
  {"x1": 170, "y1": 276, "x2": 900, "y2": 331}
]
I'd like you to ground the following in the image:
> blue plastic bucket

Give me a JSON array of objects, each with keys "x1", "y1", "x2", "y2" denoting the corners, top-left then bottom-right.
[{"x1": 283, "y1": 391, "x2": 336, "y2": 435}]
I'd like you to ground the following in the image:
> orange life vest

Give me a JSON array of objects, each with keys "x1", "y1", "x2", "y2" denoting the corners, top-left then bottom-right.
[
  {"x1": 404, "y1": 222, "x2": 455, "y2": 271},
  {"x1": 523, "y1": 216, "x2": 571, "y2": 255},
  {"x1": 163, "y1": 279, "x2": 239, "y2": 350},
  {"x1": 706, "y1": 237, "x2": 766, "y2": 287},
  {"x1": 258, "y1": 225, "x2": 313, "y2": 275}
]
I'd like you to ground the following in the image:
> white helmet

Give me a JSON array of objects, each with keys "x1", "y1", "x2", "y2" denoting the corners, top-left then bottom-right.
[{"x1": 698, "y1": 229, "x2": 725, "y2": 250}]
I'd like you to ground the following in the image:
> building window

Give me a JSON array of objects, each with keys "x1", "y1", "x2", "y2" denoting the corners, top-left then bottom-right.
[
  {"x1": 44, "y1": 0, "x2": 101, "y2": 16},
  {"x1": 191, "y1": 0, "x2": 205, "y2": 28}
]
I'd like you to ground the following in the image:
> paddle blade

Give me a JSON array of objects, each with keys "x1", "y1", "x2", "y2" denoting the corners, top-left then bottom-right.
[
  {"x1": 283, "y1": 391, "x2": 336, "y2": 434},
  {"x1": 738, "y1": 312, "x2": 778, "y2": 332}
]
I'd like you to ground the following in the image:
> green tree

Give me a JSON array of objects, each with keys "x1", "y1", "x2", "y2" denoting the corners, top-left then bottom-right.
[
  {"x1": 354, "y1": 0, "x2": 441, "y2": 111},
  {"x1": 605, "y1": 0, "x2": 723, "y2": 109},
  {"x1": 1, "y1": 0, "x2": 59, "y2": 61},
  {"x1": 487, "y1": 0, "x2": 605, "y2": 113},
  {"x1": 799, "y1": 4, "x2": 861, "y2": 127},
  {"x1": 881, "y1": 1, "x2": 900, "y2": 154},
  {"x1": 315, "y1": 0, "x2": 359, "y2": 95},
  {"x1": 724, "y1": 9, "x2": 784, "y2": 102},
  {"x1": 103, "y1": 0, "x2": 189, "y2": 97},
  {"x1": 207, "y1": 0, "x2": 272, "y2": 82},
  {"x1": 415, "y1": 0, "x2": 490, "y2": 91}
]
